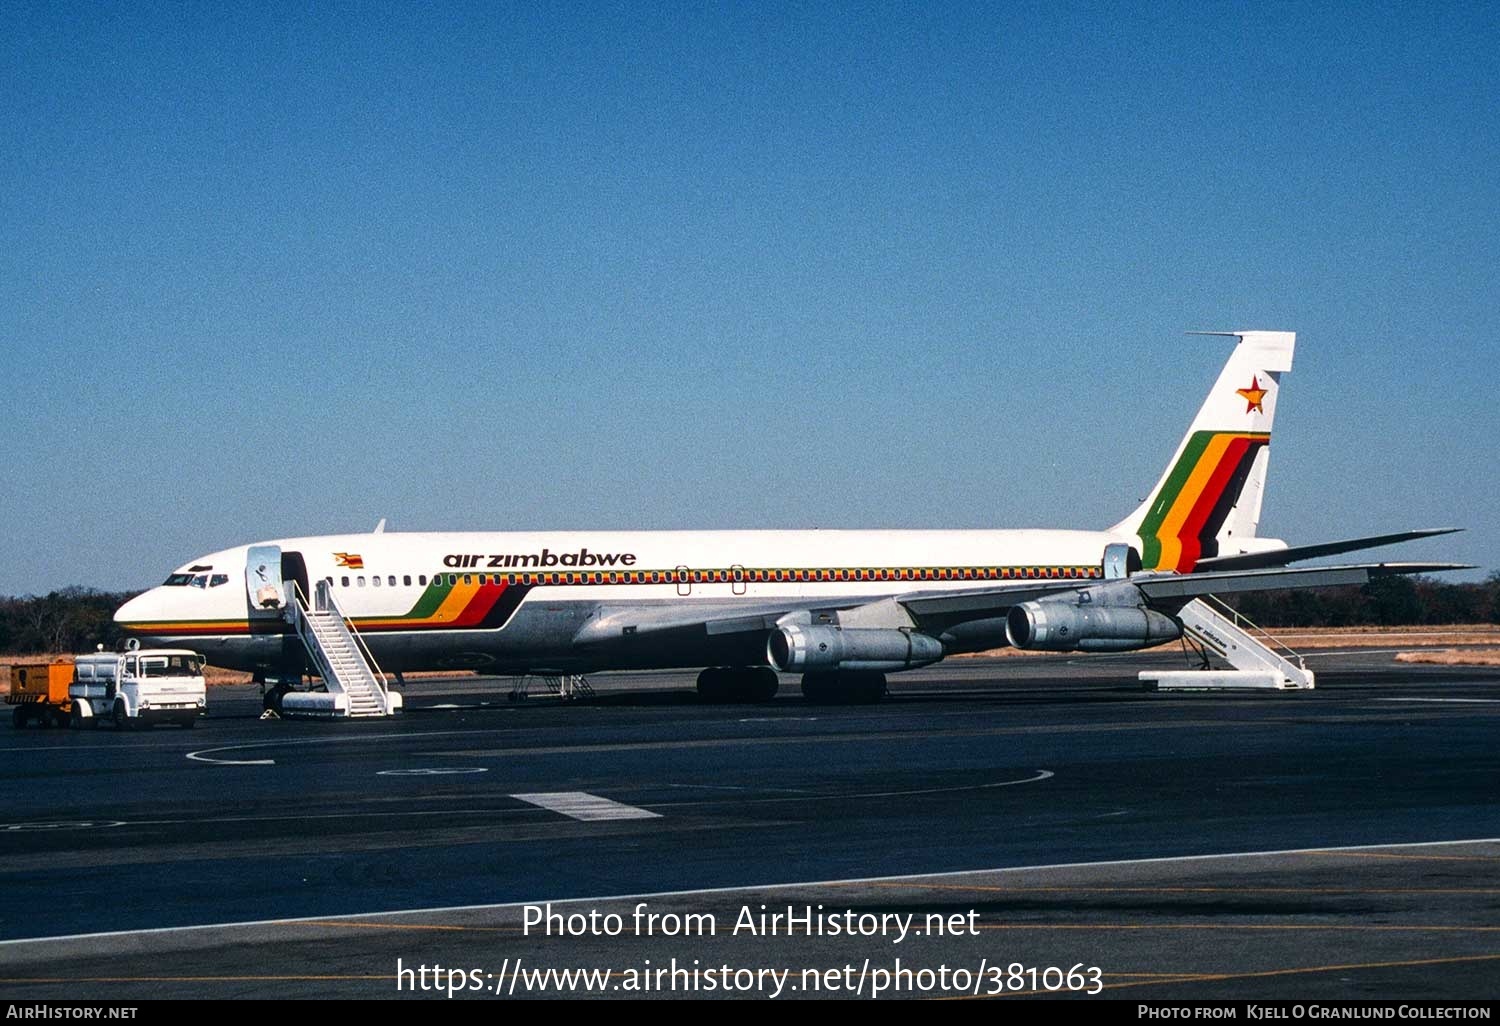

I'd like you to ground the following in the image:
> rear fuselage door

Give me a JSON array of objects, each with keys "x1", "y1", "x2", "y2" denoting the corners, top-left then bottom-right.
[{"x1": 246, "y1": 545, "x2": 285, "y2": 614}]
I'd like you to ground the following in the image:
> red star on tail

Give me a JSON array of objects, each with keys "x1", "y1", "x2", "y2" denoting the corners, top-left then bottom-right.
[{"x1": 1236, "y1": 376, "x2": 1267, "y2": 414}]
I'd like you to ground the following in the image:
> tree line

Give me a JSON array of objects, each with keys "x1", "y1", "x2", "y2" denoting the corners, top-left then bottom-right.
[
  {"x1": 0, "y1": 588, "x2": 140, "y2": 656},
  {"x1": 0, "y1": 574, "x2": 1497, "y2": 658}
]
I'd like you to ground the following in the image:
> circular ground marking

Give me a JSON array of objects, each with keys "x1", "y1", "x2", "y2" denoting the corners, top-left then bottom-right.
[
  {"x1": 376, "y1": 767, "x2": 489, "y2": 777},
  {"x1": 2, "y1": 820, "x2": 126, "y2": 832}
]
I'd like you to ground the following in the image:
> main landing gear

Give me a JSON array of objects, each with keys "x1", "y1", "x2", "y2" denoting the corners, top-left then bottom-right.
[{"x1": 696, "y1": 667, "x2": 779, "y2": 704}]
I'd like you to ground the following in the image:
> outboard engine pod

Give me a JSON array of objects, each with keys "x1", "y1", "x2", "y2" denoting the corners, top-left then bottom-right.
[
  {"x1": 1005, "y1": 599, "x2": 1179, "y2": 653},
  {"x1": 767, "y1": 625, "x2": 944, "y2": 673}
]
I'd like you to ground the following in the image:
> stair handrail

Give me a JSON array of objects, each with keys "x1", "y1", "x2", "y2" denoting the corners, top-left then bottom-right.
[
  {"x1": 287, "y1": 581, "x2": 342, "y2": 694},
  {"x1": 311, "y1": 579, "x2": 392, "y2": 705},
  {"x1": 1198, "y1": 594, "x2": 1308, "y2": 669}
]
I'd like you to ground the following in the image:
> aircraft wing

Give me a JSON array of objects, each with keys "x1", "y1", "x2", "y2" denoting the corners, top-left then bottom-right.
[
  {"x1": 896, "y1": 561, "x2": 1470, "y2": 630},
  {"x1": 570, "y1": 580, "x2": 1089, "y2": 649},
  {"x1": 1194, "y1": 528, "x2": 1461, "y2": 572},
  {"x1": 571, "y1": 561, "x2": 1471, "y2": 655}
]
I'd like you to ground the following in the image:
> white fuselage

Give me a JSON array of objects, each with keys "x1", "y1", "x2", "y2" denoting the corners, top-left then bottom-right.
[{"x1": 115, "y1": 527, "x2": 1128, "y2": 676}]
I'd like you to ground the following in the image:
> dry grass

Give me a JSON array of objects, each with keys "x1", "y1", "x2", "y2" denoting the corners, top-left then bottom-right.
[
  {"x1": 1395, "y1": 649, "x2": 1500, "y2": 667},
  {"x1": 1267, "y1": 625, "x2": 1500, "y2": 648}
]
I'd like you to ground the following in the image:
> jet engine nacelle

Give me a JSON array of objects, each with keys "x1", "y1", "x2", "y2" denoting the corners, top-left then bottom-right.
[
  {"x1": 1005, "y1": 599, "x2": 1181, "y2": 652},
  {"x1": 767, "y1": 625, "x2": 944, "y2": 673}
]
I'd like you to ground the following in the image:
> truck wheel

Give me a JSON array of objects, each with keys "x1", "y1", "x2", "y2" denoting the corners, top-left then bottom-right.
[
  {"x1": 52, "y1": 708, "x2": 70, "y2": 728},
  {"x1": 70, "y1": 704, "x2": 83, "y2": 729},
  {"x1": 11, "y1": 706, "x2": 27, "y2": 729},
  {"x1": 113, "y1": 701, "x2": 131, "y2": 730}
]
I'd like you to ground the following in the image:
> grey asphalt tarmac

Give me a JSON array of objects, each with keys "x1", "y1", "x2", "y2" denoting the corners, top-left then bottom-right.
[{"x1": 1, "y1": 647, "x2": 1497, "y2": 1000}]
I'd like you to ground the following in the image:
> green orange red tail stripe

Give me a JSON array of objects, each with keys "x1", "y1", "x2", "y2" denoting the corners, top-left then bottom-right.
[{"x1": 1137, "y1": 430, "x2": 1269, "y2": 572}]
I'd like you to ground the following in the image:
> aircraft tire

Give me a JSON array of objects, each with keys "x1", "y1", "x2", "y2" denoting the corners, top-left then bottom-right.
[
  {"x1": 696, "y1": 668, "x2": 730, "y2": 703},
  {"x1": 747, "y1": 667, "x2": 779, "y2": 702},
  {"x1": 699, "y1": 667, "x2": 779, "y2": 703}
]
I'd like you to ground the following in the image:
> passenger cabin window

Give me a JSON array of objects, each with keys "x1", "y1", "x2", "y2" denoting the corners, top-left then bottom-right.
[
  {"x1": 419, "y1": 575, "x2": 427, "y2": 585},
  {"x1": 341, "y1": 576, "x2": 350, "y2": 587},
  {"x1": 388, "y1": 575, "x2": 396, "y2": 587},
  {"x1": 357, "y1": 576, "x2": 366, "y2": 587},
  {"x1": 373, "y1": 576, "x2": 382, "y2": 587},
  {"x1": 403, "y1": 575, "x2": 411, "y2": 586}
]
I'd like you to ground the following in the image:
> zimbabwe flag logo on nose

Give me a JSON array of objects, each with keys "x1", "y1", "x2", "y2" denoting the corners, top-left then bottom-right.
[
  {"x1": 334, "y1": 553, "x2": 365, "y2": 569},
  {"x1": 1235, "y1": 376, "x2": 1268, "y2": 414}
]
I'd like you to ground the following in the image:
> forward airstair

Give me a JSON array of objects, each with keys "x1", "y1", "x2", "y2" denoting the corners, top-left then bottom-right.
[
  {"x1": 1141, "y1": 595, "x2": 1315, "y2": 691},
  {"x1": 283, "y1": 580, "x2": 402, "y2": 717}
]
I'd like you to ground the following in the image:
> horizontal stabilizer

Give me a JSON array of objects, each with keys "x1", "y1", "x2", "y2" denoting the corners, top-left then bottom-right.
[{"x1": 1194, "y1": 528, "x2": 1462, "y2": 572}]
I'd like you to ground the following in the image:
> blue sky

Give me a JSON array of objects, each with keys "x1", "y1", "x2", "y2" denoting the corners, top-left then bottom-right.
[{"x1": 2, "y1": 2, "x2": 1496, "y2": 595}]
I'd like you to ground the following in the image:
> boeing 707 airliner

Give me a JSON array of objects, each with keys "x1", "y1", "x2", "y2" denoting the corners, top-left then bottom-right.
[{"x1": 115, "y1": 331, "x2": 1462, "y2": 705}]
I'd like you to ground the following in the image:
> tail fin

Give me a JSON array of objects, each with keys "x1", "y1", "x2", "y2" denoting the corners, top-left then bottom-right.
[{"x1": 1111, "y1": 331, "x2": 1295, "y2": 573}]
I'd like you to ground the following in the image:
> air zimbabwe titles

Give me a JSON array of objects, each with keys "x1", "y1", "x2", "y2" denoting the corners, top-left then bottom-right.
[{"x1": 444, "y1": 549, "x2": 638, "y2": 570}]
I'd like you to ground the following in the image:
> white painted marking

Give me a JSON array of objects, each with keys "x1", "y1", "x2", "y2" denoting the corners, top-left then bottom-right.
[
  {"x1": 377, "y1": 767, "x2": 489, "y2": 776},
  {"x1": 641, "y1": 769, "x2": 1054, "y2": 809},
  {"x1": 184, "y1": 729, "x2": 509, "y2": 766},
  {"x1": 4, "y1": 835, "x2": 1497, "y2": 948},
  {"x1": 511, "y1": 791, "x2": 661, "y2": 821},
  {"x1": 1, "y1": 821, "x2": 124, "y2": 832},
  {"x1": 186, "y1": 746, "x2": 275, "y2": 766}
]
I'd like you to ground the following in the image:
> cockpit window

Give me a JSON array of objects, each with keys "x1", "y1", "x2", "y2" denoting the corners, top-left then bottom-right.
[
  {"x1": 189, "y1": 574, "x2": 209, "y2": 588},
  {"x1": 163, "y1": 573, "x2": 194, "y2": 586},
  {"x1": 209, "y1": 574, "x2": 229, "y2": 587}
]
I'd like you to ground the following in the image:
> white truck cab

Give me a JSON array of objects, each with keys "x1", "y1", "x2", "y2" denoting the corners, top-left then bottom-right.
[{"x1": 70, "y1": 648, "x2": 207, "y2": 729}]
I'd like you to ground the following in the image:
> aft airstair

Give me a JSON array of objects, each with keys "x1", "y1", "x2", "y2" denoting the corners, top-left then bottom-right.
[
  {"x1": 507, "y1": 674, "x2": 595, "y2": 702},
  {"x1": 1141, "y1": 595, "x2": 1315, "y2": 691},
  {"x1": 284, "y1": 580, "x2": 403, "y2": 717}
]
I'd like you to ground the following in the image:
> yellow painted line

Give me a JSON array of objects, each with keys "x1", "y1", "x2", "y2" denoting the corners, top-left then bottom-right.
[
  {"x1": 1300, "y1": 849, "x2": 1500, "y2": 863},
  {"x1": 974, "y1": 923, "x2": 1500, "y2": 932},
  {"x1": 940, "y1": 952, "x2": 1500, "y2": 1000},
  {"x1": 853, "y1": 881, "x2": 1500, "y2": 896},
  {"x1": 1097, "y1": 951, "x2": 1500, "y2": 994},
  {"x1": 1, "y1": 975, "x2": 392, "y2": 983},
  {"x1": 295, "y1": 919, "x2": 509, "y2": 933}
]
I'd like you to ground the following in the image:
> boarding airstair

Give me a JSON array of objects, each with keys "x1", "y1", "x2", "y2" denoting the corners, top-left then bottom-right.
[
  {"x1": 507, "y1": 674, "x2": 595, "y2": 701},
  {"x1": 1141, "y1": 595, "x2": 1315, "y2": 691},
  {"x1": 284, "y1": 580, "x2": 402, "y2": 717}
]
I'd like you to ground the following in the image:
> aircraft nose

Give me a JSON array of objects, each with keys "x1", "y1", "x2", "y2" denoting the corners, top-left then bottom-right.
[{"x1": 114, "y1": 589, "x2": 159, "y2": 629}]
